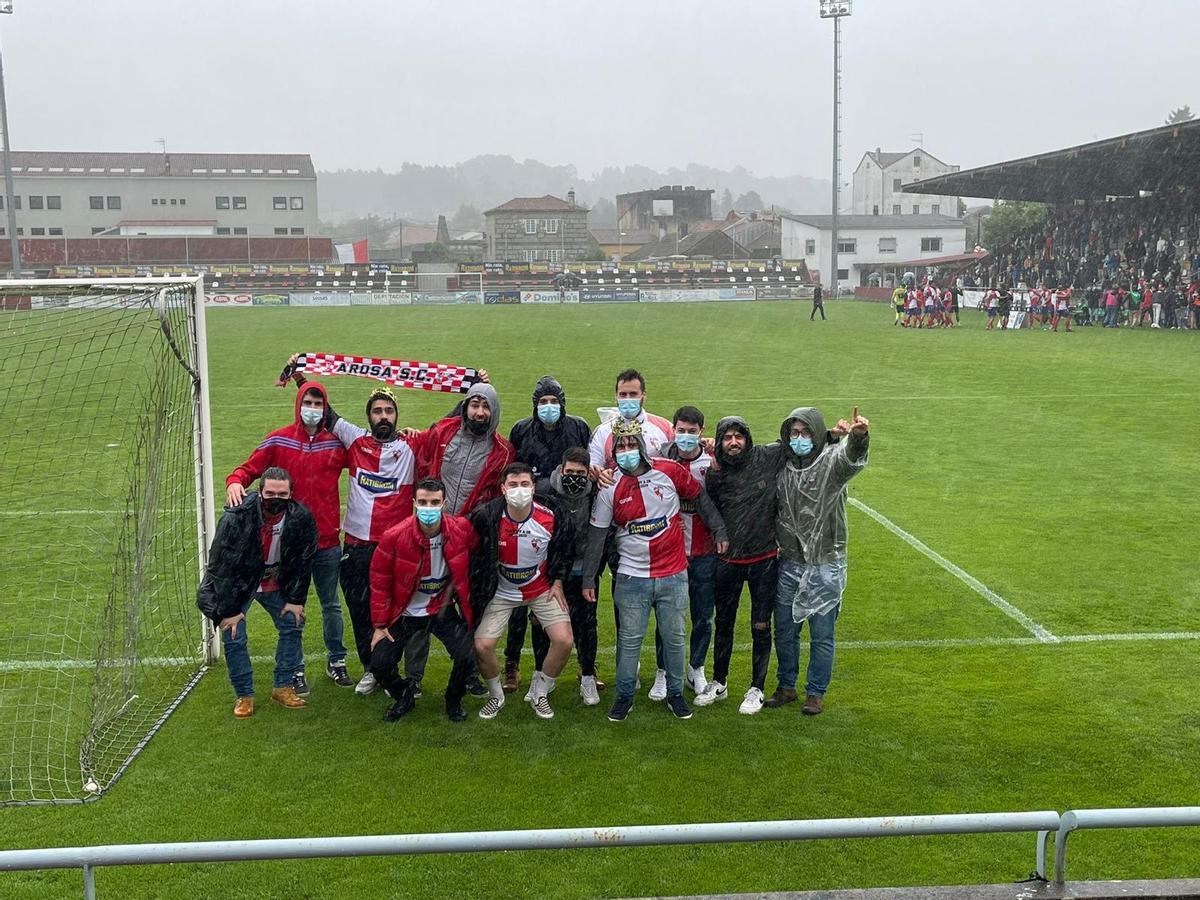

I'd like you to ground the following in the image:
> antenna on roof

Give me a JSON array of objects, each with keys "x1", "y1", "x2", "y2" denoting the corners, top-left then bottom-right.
[
  {"x1": 910, "y1": 132, "x2": 924, "y2": 148},
  {"x1": 155, "y1": 138, "x2": 166, "y2": 155}
]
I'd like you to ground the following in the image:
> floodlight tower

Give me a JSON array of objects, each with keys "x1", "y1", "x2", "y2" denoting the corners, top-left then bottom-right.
[
  {"x1": 819, "y1": 0, "x2": 850, "y2": 297},
  {"x1": 0, "y1": 0, "x2": 19, "y2": 276}
]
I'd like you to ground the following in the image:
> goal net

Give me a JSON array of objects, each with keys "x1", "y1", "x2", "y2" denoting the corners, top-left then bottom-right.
[
  {"x1": 0, "y1": 278, "x2": 214, "y2": 805},
  {"x1": 382, "y1": 270, "x2": 483, "y2": 304}
]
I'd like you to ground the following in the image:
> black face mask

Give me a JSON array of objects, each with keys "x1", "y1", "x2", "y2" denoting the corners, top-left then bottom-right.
[
  {"x1": 466, "y1": 417, "x2": 489, "y2": 436},
  {"x1": 262, "y1": 497, "x2": 287, "y2": 516},
  {"x1": 561, "y1": 473, "x2": 589, "y2": 496},
  {"x1": 372, "y1": 420, "x2": 395, "y2": 441}
]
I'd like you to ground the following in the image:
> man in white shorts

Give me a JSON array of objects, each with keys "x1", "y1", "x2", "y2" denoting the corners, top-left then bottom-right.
[{"x1": 471, "y1": 463, "x2": 576, "y2": 720}]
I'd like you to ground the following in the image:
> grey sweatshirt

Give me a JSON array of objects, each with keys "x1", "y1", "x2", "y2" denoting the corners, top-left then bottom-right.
[{"x1": 441, "y1": 382, "x2": 501, "y2": 515}]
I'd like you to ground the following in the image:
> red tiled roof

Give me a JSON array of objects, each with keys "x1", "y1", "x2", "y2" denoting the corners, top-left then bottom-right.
[{"x1": 484, "y1": 195, "x2": 586, "y2": 214}]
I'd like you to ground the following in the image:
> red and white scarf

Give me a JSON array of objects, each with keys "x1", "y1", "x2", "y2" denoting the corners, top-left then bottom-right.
[{"x1": 278, "y1": 352, "x2": 478, "y2": 394}]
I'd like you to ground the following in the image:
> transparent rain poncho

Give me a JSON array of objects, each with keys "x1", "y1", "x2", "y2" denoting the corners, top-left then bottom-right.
[{"x1": 775, "y1": 408, "x2": 869, "y2": 622}]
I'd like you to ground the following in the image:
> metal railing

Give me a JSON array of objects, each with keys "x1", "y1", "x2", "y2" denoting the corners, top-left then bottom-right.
[{"x1": 0, "y1": 807, "x2": 1198, "y2": 899}]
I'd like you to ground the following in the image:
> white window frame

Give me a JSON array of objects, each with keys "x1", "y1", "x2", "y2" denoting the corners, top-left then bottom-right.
[
  {"x1": 523, "y1": 248, "x2": 540, "y2": 262},
  {"x1": 546, "y1": 249, "x2": 561, "y2": 263},
  {"x1": 543, "y1": 218, "x2": 559, "y2": 234},
  {"x1": 804, "y1": 239, "x2": 816, "y2": 255},
  {"x1": 878, "y1": 237, "x2": 897, "y2": 253},
  {"x1": 523, "y1": 219, "x2": 538, "y2": 234},
  {"x1": 892, "y1": 204, "x2": 901, "y2": 215},
  {"x1": 289, "y1": 196, "x2": 304, "y2": 210}
]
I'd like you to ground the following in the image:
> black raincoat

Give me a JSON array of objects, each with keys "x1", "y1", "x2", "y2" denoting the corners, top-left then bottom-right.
[
  {"x1": 507, "y1": 375, "x2": 592, "y2": 478},
  {"x1": 704, "y1": 416, "x2": 785, "y2": 561}
]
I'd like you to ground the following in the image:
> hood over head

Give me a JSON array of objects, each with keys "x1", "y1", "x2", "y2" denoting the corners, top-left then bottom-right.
[
  {"x1": 294, "y1": 379, "x2": 330, "y2": 426},
  {"x1": 611, "y1": 416, "x2": 650, "y2": 468},
  {"x1": 715, "y1": 416, "x2": 753, "y2": 468},
  {"x1": 531, "y1": 375, "x2": 566, "y2": 414},
  {"x1": 781, "y1": 407, "x2": 828, "y2": 460},
  {"x1": 461, "y1": 381, "x2": 500, "y2": 437}
]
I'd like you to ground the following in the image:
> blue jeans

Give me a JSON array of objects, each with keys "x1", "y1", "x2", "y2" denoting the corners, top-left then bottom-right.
[
  {"x1": 1103, "y1": 307, "x2": 1118, "y2": 327},
  {"x1": 221, "y1": 590, "x2": 305, "y2": 697},
  {"x1": 774, "y1": 558, "x2": 844, "y2": 696},
  {"x1": 310, "y1": 545, "x2": 346, "y2": 666},
  {"x1": 654, "y1": 553, "x2": 717, "y2": 672},
  {"x1": 613, "y1": 571, "x2": 688, "y2": 699}
]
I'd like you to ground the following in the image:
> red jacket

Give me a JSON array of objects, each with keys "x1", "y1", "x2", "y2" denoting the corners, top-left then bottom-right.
[
  {"x1": 226, "y1": 381, "x2": 348, "y2": 550},
  {"x1": 369, "y1": 515, "x2": 479, "y2": 629},
  {"x1": 408, "y1": 416, "x2": 515, "y2": 515}
]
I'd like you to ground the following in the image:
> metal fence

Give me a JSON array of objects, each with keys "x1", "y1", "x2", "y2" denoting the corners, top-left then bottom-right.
[{"x1": 1, "y1": 806, "x2": 1197, "y2": 899}]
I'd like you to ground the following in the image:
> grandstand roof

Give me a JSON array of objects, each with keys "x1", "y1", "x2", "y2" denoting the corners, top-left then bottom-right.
[
  {"x1": 10, "y1": 152, "x2": 315, "y2": 178},
  {"x1": 901, "y1": 119, "x2": 1200, "y2": 202}
]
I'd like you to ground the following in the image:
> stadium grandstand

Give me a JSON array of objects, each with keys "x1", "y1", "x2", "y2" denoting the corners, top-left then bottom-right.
[{"x1": 902, "y1": 119, "x2": 1200, "y2": 297}]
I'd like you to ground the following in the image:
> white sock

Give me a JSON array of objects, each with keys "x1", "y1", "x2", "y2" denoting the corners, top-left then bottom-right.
[{"x1": 486, "y1": 676, "x2": 503, "y2": 700}]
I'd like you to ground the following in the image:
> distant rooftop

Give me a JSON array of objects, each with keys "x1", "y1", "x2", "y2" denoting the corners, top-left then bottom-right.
[
  {"x1": 484, "y1": 195, "x2": 586, "y2": 214},
  {"x1": 9, "y1": 152, "x2": 315, "y2": 178}
]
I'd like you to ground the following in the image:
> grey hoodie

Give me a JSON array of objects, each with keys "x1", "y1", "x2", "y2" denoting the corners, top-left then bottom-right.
[
  {"x1": 775, "y1": 406, "x2": 869, "y2": 564},
  {"x1": 442, "y1": 382, "x2": 501, "y2": 515}
]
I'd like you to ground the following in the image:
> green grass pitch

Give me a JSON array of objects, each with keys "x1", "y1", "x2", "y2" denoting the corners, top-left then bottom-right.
[{"x1": 2, "y1": 299, "x2": 1199, "y2": 898}]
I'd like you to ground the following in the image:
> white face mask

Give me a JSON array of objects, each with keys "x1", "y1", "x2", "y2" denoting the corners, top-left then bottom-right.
[
  {"x1": 300, "y1": 407, "x2": 323, "y2": 427},
  {"x1": 505, "y1": 486, "x2": 534, "y2": 509}
]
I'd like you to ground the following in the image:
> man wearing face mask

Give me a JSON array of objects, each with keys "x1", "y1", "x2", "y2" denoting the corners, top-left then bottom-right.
[
  {"x1": 649, "y1": 406, "x2": 728, "y2": 701},
  {"x1": 501, "y1": 375, "x2": 591, "y2": 694},
  {"x1": 226, "y1": 381, "x2": 349, "y2": 697},
  {"x1": 694, "y1": 416, "x2": 785, "y2": 716},
  {"x1": 770, "y1": 407, "x2": 869, "y2": 715},
  {"x1": 469, "y1": 463, "x2": 576, "y2": 720},
  {"x1": 368, "y1": 478, "x2": 479, "y2": 723},
  {"x1": 588, "y1": 368, "x2": 674, "y2": 470},
  {"x1": 404, "y1": 381, "x2": 514, "y2": 694},
  {"x1": 581, "y1": 419, "x2": 702, "y2": 722},
  {"x1": 198, "y1": 468, "x2": 318, "y2": 718}
]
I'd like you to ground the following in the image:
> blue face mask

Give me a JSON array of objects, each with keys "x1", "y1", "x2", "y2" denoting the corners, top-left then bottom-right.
[
  {"x1": 415, "y1": 506, "x2": 443, "y2": 527},
  {"x1": 537, "y1": 403, "x2": 561, "y2": 425},
  {"x1": 674, "y1": 432, "x2": 700, "y2": 453},
  {"x1": 617, "y1": 399, "x2": 641, "y2": 419},
  {"x1": 790, "y1": 436, "x2": 814, "y2": 456},
  {"x1": 615, "y1": 449, "x2": 642, "y2": 472}
]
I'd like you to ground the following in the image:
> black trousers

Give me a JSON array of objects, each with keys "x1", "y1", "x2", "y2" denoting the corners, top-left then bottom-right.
[
  {"x1": 338, "y1": 541, "x2": 377, "y2": 670},
  {"x1": 525, "y1": 576, "x2": 598, "y2": 676},
  {"x1": 369, "y1": 607, "x2": 472, "y2": 706},
  {"x1": 504, "y1": 606, "x2": 533, "y2": 669},
  {"x1": 811, "y1": 301, "x2": 825, "y2": 320},
  {"x1": 712, "y1": 557, "x2": 778, "y2": 690}
]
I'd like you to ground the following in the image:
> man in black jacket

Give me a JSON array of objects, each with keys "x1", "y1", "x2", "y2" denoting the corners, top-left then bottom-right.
[
  {"x1": 501, "y1": 375, "x2": 591, "y2": 694},
  {"x1": 695, "y1": 417, "x2": 784, "y2": 716},
  {"x1": 196, "y1": 467, "x2": 318, "y2": 718},
  {"x1": 469, "y1": 462, "x2": 576, "y2": 720}
]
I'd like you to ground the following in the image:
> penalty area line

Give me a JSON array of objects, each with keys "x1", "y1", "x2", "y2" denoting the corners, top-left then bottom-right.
[{"x1": 848, "y1": 497, "x2": 1060, "y2": 644}]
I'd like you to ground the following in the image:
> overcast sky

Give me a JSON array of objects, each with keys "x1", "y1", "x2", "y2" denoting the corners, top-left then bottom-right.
[{"x1": 3, "y1": 0, "x2": 1194, "y2": 179}]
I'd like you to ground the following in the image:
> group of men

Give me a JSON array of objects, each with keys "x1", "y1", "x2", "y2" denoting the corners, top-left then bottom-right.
[
  {"x1": 892, "y1": 283, "x2": 962, "y2": 328},
  {"x1": 197, "y1": 364, "x2": 870, "y2": 725}
]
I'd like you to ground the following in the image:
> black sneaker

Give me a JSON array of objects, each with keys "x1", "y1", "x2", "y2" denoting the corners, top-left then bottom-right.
[
  {"x1": 607, "y1": 695, "x2": 634, "y2": 722},
  {"x1": 326, "y1": 661, "x2": 353, "y2": 687},
  {"x1": 446, "y1": 702, "x2": 467, "y2": 722},
  {"x1": 291, "y1": 672, "x2": 310, "y2": 697},
  {"x1": 666, "y1": 693, "x2": 693, "y2": 720},
  {"x1": 466, "y1": 674, "x2": 488, "y2": 698},
  {"x1": 383, "y1": 692, "x2": 415, "y2": 722}
]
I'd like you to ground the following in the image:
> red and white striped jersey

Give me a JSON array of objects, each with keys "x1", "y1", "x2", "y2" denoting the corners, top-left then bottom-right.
[
  {"x1": 677, "y1": 451, "x2": 715, "y2": 558},
  {"x1": 405, "y1": 533, "x2": 447, "y2": 618},
  {"x1": 333, "y1": 419, "x2": 416, "y2": 543},
  {"x1": 589, "y1": 410, "x2": 674, "y2": 468},
  {"x1": 590, "y1": 458, "x2": 699, "y2": 579},
  {"x1": 258, "y1": 512, "x2": 285, "y2": 593},
  {"x1": 495, "y1": 502, "x2": 557, "y2": 602}
]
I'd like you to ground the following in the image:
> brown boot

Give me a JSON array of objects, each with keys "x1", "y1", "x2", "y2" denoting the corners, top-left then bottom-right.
[
  {"x1": 802, "y1": 694, "x2": 824, "y2": 715},
  {"x1": 270, "y1": 686, "x2": 307, "y2": 709},
  {"x1": 577, "y1": 671, "x2": 607, "y2": 691},
  {"x1": 764, "y1": 688, "x2": 798, "y2": 709},
  {"x1": 502, "y1": 662, "x2": 520, "y2": 694},
  {"x1": 233, "y1": 696, "x2": 255, "y2": 718}
]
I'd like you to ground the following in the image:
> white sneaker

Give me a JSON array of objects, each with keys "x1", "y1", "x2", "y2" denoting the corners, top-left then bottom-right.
[
  {"x1": 524, "y1": 671, "x2": 555, "y2": 702},
  {"x1": 531, "y1": 694, "x2": 555, "y2": 720},
  {"x1": 478, "y1": 695, "x2": 505, "y2": 720},
  {"x1": 739, "y1": 686, "x2": 765, "y2": 715},
  {"x1": 354, "y1": 672, "x2": 377, "y2": 696},
  {"x1": 580, "y1": 675, "x2": 600, "y2": 706},
  {"x1": 687, "y1": 666, "x2": 708, "y2": 695},
  {"x1": 648, "y1": 669, "x2": 668, "y2": 701},
  {"x1": 693, "y1": 681, "x2": 727, "y2": 707}
]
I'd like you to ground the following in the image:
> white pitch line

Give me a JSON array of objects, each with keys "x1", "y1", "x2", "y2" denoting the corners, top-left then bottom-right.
[
  {"x1": 8, "y1": 632, "x2": 1200, "y2": 673},
  {"x1": 848, "y1": 497, "x2": 1060, "y2": 644}
]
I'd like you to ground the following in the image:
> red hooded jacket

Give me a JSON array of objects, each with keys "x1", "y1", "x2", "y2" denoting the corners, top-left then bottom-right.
[
  {"x1": 369, "y1": 514, "x2": 479, "y2": 629},
  {"x1": 226, "y1": 381, "x2": 348, "y2": 550},
  {"x1": 408, "y1": 416, "x2": 515, "y2": 516}
]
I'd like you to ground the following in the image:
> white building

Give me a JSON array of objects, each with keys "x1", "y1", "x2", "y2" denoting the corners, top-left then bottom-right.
[
  {"x1": 852, "y1": 148, "x2": 960, "y2": 217},
  {"x1": 781, "y1": 213, "x2": 967, "y2": 288}
]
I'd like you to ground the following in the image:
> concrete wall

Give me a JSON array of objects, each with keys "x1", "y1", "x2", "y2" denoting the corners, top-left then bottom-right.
[
  {"x1": 782, "y1": 218, "x2": 967, "y2": 286},
  {"x1": 852, "y1": 151, "x2": 959, "y2": 217},
  {"x1": 484, "y1": 209, "x2": 595, "y2": 262}
]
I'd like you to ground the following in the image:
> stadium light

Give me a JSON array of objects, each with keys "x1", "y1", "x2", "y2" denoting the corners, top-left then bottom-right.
[
  {"x1": 0, "y1": 0, "x2": 18, "y2": 276},
  {"x1": 818, "y1": 0, "x2": 850, "y2": 296}
]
